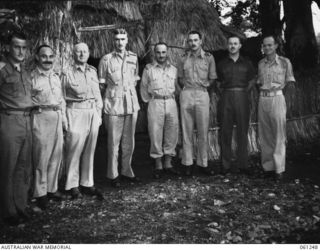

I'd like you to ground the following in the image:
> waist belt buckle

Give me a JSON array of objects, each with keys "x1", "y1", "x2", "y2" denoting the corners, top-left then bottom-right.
[{"x1": 261, "y1": 91, "x2": 270, "y2": 97}]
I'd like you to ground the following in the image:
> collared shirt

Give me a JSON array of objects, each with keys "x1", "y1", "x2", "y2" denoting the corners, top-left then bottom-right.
[
  {"x1": 0, "y1": 58, "x2": 33, "y2": 109},
  {"x1": 177, "y1": 49, "x2": 217, "y2": 88},
  {"x1": 61, "y1": 63, "x2": 103, "y2": 113},
  {"x1": 257, "y1": 54, "x2": 295, "y2": 90},
  {"x1": 217, "y1": 55, "x2": 255, "y2": 89},
  {"x1": 31, "y1": 67, "x2": 65, "y2": 108},
  {"x1": 98, "y1": 50, "x2": 140, "y2": 115},
  {"x1": 140, "y1": 61, "x2": 178, "y2": 103}
]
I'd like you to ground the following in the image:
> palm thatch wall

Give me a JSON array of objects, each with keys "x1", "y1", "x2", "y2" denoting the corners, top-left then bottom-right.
[{"x1": 1, "y1": 0, "x2": 320, "y2": 161}]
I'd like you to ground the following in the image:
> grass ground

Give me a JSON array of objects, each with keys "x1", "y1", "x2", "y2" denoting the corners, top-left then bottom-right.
[{"x1": 1, "y1": 134, "x2": 320, "y2": 244}]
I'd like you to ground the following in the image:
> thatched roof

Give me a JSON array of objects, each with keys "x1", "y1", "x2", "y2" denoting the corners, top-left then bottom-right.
[
  {"x1": 0, "y1": 0, "x2": 244, "y2": 69},
  {"x1": 73, "y1": 0, "x2": 143, "y2": 21}
]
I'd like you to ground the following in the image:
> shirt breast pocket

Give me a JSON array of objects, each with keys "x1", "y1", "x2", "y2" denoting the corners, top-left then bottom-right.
[
  {"x1": 109, "y1": 66, "x2": 122, "y2": 85},
  {"x1": 32, "y1": 87, "x2": 50, "y2": 104},
  {"x1": 69, "y1": 79, "x2": 86, "y2": 96},
  {"x1": 197, "y1": 63, "x2": 209, "y2": 80},
  {"x1": 165, "y1": 74, "x2": 176, "y2": 91},
  {"x1": 150, "y1": 79, "x2": 163, "y2": 91},
  {"x1": 90, "y1": 77, "x2": 99, "y2": 85},
  {"x1": 2, "y1": 75, "x2": 19, "y2": 97},
  {"x1": 183, "y1": 64, "x2": 192, "y2": 79},
  {"x1": 273, "y1": 68, "x2": 285, "y2": 84}
]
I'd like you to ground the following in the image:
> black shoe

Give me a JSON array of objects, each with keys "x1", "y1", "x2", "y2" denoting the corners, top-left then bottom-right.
[
  {"x1": 199, "y1": 166, "x2": 215, "y2": 176},
  {"x1": 48, "y1": 191, "x2": 64, "y2": 201},
  {"x1": 110, "y1": 177, "x2": 121, "y2": 188},
  {"x1": 18, "y1": 210, "x2": 31, "y2": 221},
  {"x1": 262, "y1": 171, "x2": 274, "y2": 179},
  {"x1": 153, "y1": 169, "x2": 162, "y2": 179},
  {"x1": 164, "y1": 168, "x2": 180, "y2": 175},
  {"x1": 220, "y1": 168, "x2": 230, "y2": 176},
  {"x1": 184, "y1": 165, "x2": 193, "y2": 176},
  {"x1": 70, "y1": 187, "x2": 82, "y2": 199},
  {"x1": 275, "y1": 173, "x2": 284, "y2": 182},
  {"x1": 121, "y1": 175, "x2": 141, "y2": 183},
  {"x1": 3, "y1": 216, "x2": 21, "y2": 226},
  {"x1": 81, "y1": 186, "x2": 104, "y2": 200},
  {"x1": 239, "y1": 168, "x2": 253, "y2": 176},
  {"x1": 37, "y1": 195, "x2": 48, "y2": 210}
]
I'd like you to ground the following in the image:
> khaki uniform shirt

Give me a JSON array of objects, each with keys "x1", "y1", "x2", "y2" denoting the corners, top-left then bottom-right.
[
  {"x1": 32, "y1": 67, "x2": 65, "y2": 111},
  {"x1": 0, "y1": 58, "x2": 33, "y2": 109},
  {"x1": 98, "y1": 50, "x2": 140, "y2": 115},
  {"x1": 140, "y1": 61, "x2": 178, "y2": 103},
  {"x1": 177, "y1": 49, "x2": 217, "y2": 88},
  {"x1": 61, "y1": 64, "x2": 103, "y2": 115},
  {"x1": 257, "y1": 54, "x2": 295, "y2": 90}
]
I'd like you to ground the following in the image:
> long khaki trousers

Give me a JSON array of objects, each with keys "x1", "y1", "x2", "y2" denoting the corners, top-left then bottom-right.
[
  {"x1": 104, "y1": 113, "x2": 137, "y2": 179},
  {"x1": 258, "y1": 94, "x2": 286, "y2": 174},
  {"x1": 147, "y1": 98, "x2": 178, "y2": 159},
  {"x1": 32, "y1": 110, "x2": 63, "y2": 197},
  {"x1": 65, "y1": 108, "x2": 100, "y2": 190},
  {"x1": 180, "y1": 88, "x2": 209, "y2": 167}
]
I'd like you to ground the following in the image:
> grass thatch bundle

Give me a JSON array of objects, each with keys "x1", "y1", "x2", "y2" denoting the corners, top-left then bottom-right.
[{"x1": 139, "y1": 0, "x2": 238, "y2": 64}]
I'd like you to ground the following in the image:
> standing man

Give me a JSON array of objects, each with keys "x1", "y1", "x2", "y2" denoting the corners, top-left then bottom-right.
[
  {"x1": 178, "y1": 30, "x2": 217, "y2": 176},
  {"x1": 257, "y1": 35, "x2": 295, "y2": 180},
  {"x1": 0, "y1": 32, "x2": 33, "y2": 225},
  {"x1": 62, "y1": 42, "x2": 103, "y2": 199},
  {"x1": 98, "y1": 28, "x2": 140, "y2": 187},
  {"x1": 140, "y1": 42, "x2": 180, "y2": 179},
  {"x1": 217, "y1": 36, "x2": 256, "y2": 175},
  {"x1": 31, "y1": 45, "x2": 66, "y2": 210}
]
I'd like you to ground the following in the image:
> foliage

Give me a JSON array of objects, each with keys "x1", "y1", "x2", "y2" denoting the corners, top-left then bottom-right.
[{"x1": 210, "y1": 0, "x2": 260, "y2": 33}]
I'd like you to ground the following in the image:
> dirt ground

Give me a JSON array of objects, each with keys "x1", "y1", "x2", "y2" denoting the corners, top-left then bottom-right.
[{"x1": 0, "y1": 132, "x2": 320, "y2": 244}]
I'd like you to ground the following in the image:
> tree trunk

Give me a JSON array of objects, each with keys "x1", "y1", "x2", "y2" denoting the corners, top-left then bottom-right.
[
  {"x1": 259, "y1": 0, "x2": 282, "y2": 37},
  {"x1": 283, "y1": 0, "x2": 318, "y2": 68}
]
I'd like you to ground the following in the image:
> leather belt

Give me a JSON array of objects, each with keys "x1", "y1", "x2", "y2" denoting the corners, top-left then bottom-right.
[
  {"x1": 153, "y1": 95, "x2": 175, "y2": 100},
  {"x1": 183, "y1": 86, "x2": 207, "y2": 92},
  {"x1": 33, "y1": 106, "x2": 61, "y2": 113},
  {"x1": 67, "y1": 100, "x2": 95, "y2": 109},
  {"x1": 0, "y1": 108, "x2": 33, "y2": 116},
  {"x1": 260, "y1": 90, "x2": 283, "y2": 97},
  {"x1": 223, "y1": 87, "x2": 246, "y2": 91}
]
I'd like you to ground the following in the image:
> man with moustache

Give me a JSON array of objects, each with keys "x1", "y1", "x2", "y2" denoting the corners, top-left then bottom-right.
[
  {"x1": 178, "y1": 30, "x2": 217, "y2": 176},
  {"x1": 257, "y1": 35, "x2": 295, "y2": 181},
  {"x1": 140, "y1": 42, "x2": 180, "y2": 179},
  {"x1": 62, "y1": 42, "x2": 103, "y2": 199},
  {"x1": 98, "y1": 28, "x2": 140, "y2": 187},
  {"x1": 31, "y1": 45, "x2": 66, "y2": 210},
  {"x1": 217, "y1": 35, "x2": 255, "y2": 175},
  {"x1": 0, "y1": 32, "x2": 34, "y2": 225}
]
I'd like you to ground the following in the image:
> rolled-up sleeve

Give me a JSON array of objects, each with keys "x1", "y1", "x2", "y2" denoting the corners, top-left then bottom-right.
[
  {"x1": 140, "y1": 68, "x2": 151, "y2": 103},
  {"x1": 135, "y1": 60, "x2": 140, "y2": 83},
  {"x1": 98, "y1": 56, "x2": 108, "y2": 84},
  {"x1": 92, "y1": 72, "x2": 103, "y2": 115},
  {"x1": 285, "y1": 59, "x2": 295, "y2": 83},
  {"x1": 208, "y1": 55, "x2": 217, "y2": 80},
  {"x1": 177, "y1": 57, "x2": 184, "y2": 79}
]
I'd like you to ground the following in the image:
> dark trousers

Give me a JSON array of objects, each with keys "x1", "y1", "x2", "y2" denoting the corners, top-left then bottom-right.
[
  {"x1": 220, "y1": 90, "x2": 250, "y2": 170},
  {"x1": 0, "y1": 114, "x2": 32, "y2": 219}
]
